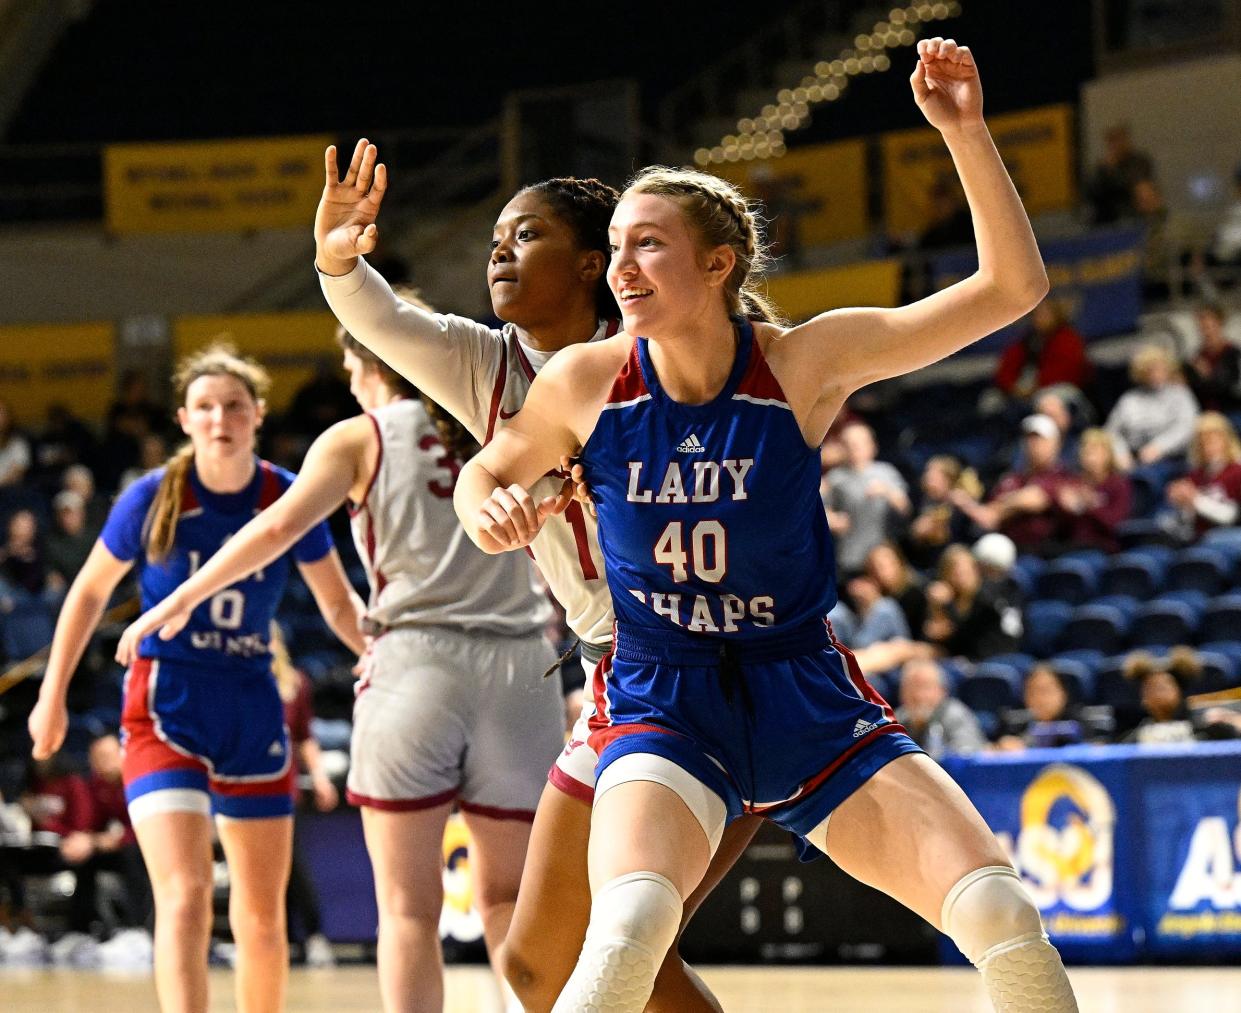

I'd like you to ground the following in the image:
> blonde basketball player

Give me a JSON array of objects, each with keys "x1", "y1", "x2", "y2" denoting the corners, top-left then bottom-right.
[
  {"x1": 117, "y1": 318, "x2": 564, "y2": 1013},
  {"x1": 314, "y1": 160, "x2": 759, "y2": 1010}
]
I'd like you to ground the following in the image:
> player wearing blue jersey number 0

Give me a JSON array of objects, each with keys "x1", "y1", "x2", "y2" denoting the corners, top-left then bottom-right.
[
  {"x1": 29, "y1": 345, "x2": 367, "y2": 1013},
  {"x1": 458, "y1": 40, "x2": 1078, "y2": 1012}
]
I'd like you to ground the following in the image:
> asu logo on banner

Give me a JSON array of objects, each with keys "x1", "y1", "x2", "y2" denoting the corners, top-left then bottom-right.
[
  {"x1": 104, "y1": 134, "x2": 332, "y2": 234},
  {"x1": 440, "y1": 813, "x2": 483, "y2": 944},
  {"x1": 1002, "y1": 764, "x2": 1124, "y2": 940}
]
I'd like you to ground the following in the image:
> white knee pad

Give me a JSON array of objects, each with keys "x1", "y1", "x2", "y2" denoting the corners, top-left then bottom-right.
[
  {"x1": 942, "y1": 866, "x2": 1078, "y2": 1012},
  {"x1": 551, "y1": 871, "x2": 683, "y2": 1013}
]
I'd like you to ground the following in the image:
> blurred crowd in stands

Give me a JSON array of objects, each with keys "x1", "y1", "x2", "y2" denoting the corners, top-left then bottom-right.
[{"x1": 1, "y1": 127, "x2": 1240, "y2": 960}]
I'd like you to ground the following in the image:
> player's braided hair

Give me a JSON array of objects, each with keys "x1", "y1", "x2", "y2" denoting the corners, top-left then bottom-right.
[
  {"x1": 519, "y1": 177, "x2": 621, "y2": 319},
  {"x1": 336, "y1": 287, "x2": 480, "y2": 463},
  {"x1": 143, "y1": 342, "x2": 271, "y2": 564},
  {"x1": 627, "y1": 166, "x2": 786, "y2": 326}
]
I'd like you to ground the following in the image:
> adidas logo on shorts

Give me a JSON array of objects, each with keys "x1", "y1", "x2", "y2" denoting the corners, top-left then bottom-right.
[
  {"x1": 852, "y1": 717, "x2": 879, "y2": 739},
  {"x1": 676, "y1": 433, "x2": 706, "y2": 453},
  {"x1": 268, "y1": 741, "x2": 284, "y2": 757}
]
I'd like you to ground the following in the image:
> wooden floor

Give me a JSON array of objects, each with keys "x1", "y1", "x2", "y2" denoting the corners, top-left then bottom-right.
[{"x1": 4, "y1": 965, "x2": 1241, "y2": 1011}]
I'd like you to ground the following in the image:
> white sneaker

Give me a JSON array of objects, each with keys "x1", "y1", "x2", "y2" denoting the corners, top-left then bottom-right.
[
  {"x1": 0, "y1": 926, "x2": 47, "y2": 965},
  {"x1": 304, "y1": 933, "x2": 335, "y2": 968}
]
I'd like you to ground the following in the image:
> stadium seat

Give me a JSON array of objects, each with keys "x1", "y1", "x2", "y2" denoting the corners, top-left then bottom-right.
[
  {"x1": 980, "y1": 652, "x2": 1035, "y2": 680},
  {"x1": 1195, "y1": 650, "x2": 1239, "y2": 694},
  {"x1": 1037, "y1": 554, "x2": 1103, "y2": 605},
  {"x1": 1091, "y1": 595, "x2": 1142, "y2": 622},
  {"x1": 1095, "y1": 656, "x2": 1143, "y2": 715},
  {"x1": 1202, "y1": 526, "x2": 1241, "y2": 563},
  {"x1": 1009, "y1": 555, "x2": 1045, "y2": 601},
  {"x1": 1199, "y1": 641, "x2": 1241, "y2": 686},
  {"x1": 1060, "y1": 602, "x2": 1132, "y2": 654},
  {"x1": 1021, "y1": 600, "x2": 1073, "y2": 657},
  {"x1": 1047, "y1": 657, "x2": 1097, "y2": 703},
  {"x1": 1168, "y1": 547, "x2": 1234, "y2": 595},
  {"x1": 0, "y1": 595, "x2": 55, "y2": 660},
  {"x1": 1116, "y1": 518, "x2": 1177, "y2": 549},
  {"x1": 1129, "y1": 600, "x2": 1200, "y2": 649},
  {"x1": 959, "y1": 663, "x2": 1024, "y2": 715},
  {"x1": 1201, "y1": 595, "x2": 1241, "y2": 644},
  {"x1": 1100, "y1": 552, "x2": 1167, "y2": 599},
  {"x1": 1053, "y1": 648, "x2": 1106, "y2": 674}
]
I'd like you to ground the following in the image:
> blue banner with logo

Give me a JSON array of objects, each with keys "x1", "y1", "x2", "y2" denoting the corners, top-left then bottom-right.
[
  {"x1": 929, "y1": 226, "x2": 1146, "y2": 354},
  {"x1": 944, "y1": 741, "x2": 1241, "y2": 963}
]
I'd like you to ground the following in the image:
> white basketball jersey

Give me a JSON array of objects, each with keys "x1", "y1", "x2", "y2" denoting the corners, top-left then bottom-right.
[
  {"x1": 350, "y1": 398, "x2": 552, "y2": 634},
  {"x1": 322, "y1": 258, "x2": 614, "y2": 647}
]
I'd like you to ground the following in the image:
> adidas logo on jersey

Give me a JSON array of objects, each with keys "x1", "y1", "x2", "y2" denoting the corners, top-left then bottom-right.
[
  {"x1": 676, "y1": 434, "x2": 706, "y2": 453},
  {"x1": 268, "y1": 741, "x2": 284, "y2": 757},
  {"x1": 852, "y1": 718, "x2": 880, "y2": 739}
]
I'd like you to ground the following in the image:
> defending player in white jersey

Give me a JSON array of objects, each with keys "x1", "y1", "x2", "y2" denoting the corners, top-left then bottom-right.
[
  {"x1": 117, "y1": 308, "x2": 564, "y2": 1013},
  {"x1": 314, "y1": 154, "x2": 757, "y2": 1011}
]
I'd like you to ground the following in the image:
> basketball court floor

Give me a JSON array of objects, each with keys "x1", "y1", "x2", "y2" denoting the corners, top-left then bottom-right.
[{"x1": 4, "y1": 965, "x2": 1240, "y2": 1011}]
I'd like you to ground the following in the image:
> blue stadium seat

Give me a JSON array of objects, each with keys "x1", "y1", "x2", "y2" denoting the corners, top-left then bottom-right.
[
  {"x1": 1202, "y1": 526, "x2": 1241, "y2": 563},
  {"x1": 981, "y1": 652, "x2": 1036, "y2": 680},
  {"x1": 1021, "y1": 600, "x2": 1073, "y2": 657},
  {"x1": 1199, "y1": 641, "x2": 1241, "y2": 686},
  {"x1": 1053, "y1": 648, "x2": 1106, "y2": 674},
  {"x1": 1100, "y1": 552, "x2": 1167, "y2": 599},
  {"x1": 1116, "y1": 518, "x2": 1177, "y2": 549},
  {"x1": 0, "y1": 595, "x2": 55, "y2": 660},
  {"x1": 959, "y1": 663, "x2": 1024, "y2": 715},
  {"x1": 1201, "y1": 595, "x2": 1241, "y2": 644},
  {"x1": 1169, "y1": 547, "x2": 1234, "y2": 596},
  {"x1": 1047, "y1": 658, "x2": 1097, "y2": 703},
  {"x1": 1129, "y1": 600, "x2": 1200, "y2": 649},
  {"x1": 1010, "y1": 555, "x2": 1045, "y2": 601},
  {"x1": 1091, "y1": 595, "x2": 1142, "y2": 622},
  {"x1": 1037, "y1": 555, "x2": 1103, "y2": 605},
  {"x1": 1195, "y1": 650, "x2": 1239, "y2": 693},
  {"x1": 1096, "y1": 656, "x2": 1143, "y2": 713},
  {"x1": 1061, "y1": 603, "x2": 1132, "y2": 654}
]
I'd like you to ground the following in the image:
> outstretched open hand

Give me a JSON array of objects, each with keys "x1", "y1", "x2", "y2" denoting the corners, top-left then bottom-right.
[
  {"x1": 910, "y1": 37, "x2": 983, "y2": 133},
  {"x1": 314, "y1": 139, "x2": 389, "y2": 271}
]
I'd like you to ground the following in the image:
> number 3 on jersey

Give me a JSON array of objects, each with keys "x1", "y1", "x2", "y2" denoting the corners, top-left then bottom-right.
[{"x1": 654, "y1": 520, "x2": 726, "y2": 583}]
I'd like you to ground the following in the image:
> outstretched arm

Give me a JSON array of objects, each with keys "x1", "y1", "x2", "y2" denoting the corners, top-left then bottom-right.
[
  {"x1": 115, "y1": 420, "x2": 371, "y2": 663},
  {"x1": 300, "y1": 550, "x2": 367, "y2": 657},
  {"x1": 316, "y1": 140, "x2": 492, "y2": 430},
  {"x1": 771, "y1": 38, "x2": 1048, "y2": 445}
]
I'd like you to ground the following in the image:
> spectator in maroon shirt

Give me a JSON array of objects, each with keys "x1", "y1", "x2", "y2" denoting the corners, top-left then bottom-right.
[
  {"x1": 953, "y1": 414, "x2": 1073, "y2": 555},
  {"x1": 1185, "y1": 304, "x2": 1241, "y2": 414},
  {"x1": 994, "y1": 298, "x2": 1093, "y2": 402},
  {"x1": 1165, "y1": 412, "x2": 1241, "y2": 539},
  {"x1": 1056, "y1": 428, "x2": 1132, "y2": 553},
  {"x1": 83, "y1": 733, "x2": 151, "y2": 931}
]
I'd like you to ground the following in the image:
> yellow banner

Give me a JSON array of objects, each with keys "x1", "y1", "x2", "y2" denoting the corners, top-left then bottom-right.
[
  {"x1": 105, "y1": 134, "x2": 332, "y2": 234},
  {"x1": 714, "y1": 138, "x2": 869, "y2": 247},
  {"x1": 882, "y1": 104, "x2": 1075, "y2": 235},
  {"x1": 173, "y1": 312, "x2": 342, "y2": 412},
  {"x1": 0, "y1": 322, "x2": 115, "y2": 423},
  {"x1": 765, "y1": 259, "x2": 902, "y2": 323}
]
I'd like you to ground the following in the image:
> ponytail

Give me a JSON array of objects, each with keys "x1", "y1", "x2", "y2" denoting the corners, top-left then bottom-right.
[{"x1": 142, "y1": 443, "x2": 195, "y2": 564}]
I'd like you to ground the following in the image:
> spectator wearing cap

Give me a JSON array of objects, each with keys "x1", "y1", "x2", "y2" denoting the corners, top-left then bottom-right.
[
  {"x1": 1164, "y1": 412, "x2": 1241, "y2": 540},
  {"x1": 1105, "y1": 345, "x2": 1200, "y2": 470},
  {"x1": 1185, "y1": 305, "x2": 1241, "y2": 414},
  {"x1": 894, "y1": 658, "x2": 985, "y2": 760},
  {"x1": 972, "y1": 533, "x2": 1024, "y2": 642},
  {"x1": 953, "y1": 414, "x2": 1073, "y2": 555},
  {"x1": 822, "y1": 421, "x2": 911, "y2": 576},
  {"x1": 1056, "y1": 428, "x2": 1132, "y2": 553},
  {"x1": 47, "y1": 490, "x2": 94, "y2": 591}
]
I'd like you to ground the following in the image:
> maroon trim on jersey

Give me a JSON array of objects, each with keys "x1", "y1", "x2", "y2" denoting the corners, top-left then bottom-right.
[
  {"x1": 347, "y1": 413, "x2": 384, "y2": 518},
  {"x1": 458, "y1": 800, "x2": 537, "y2": 823},
  {"x1": 179, "y1": 480, "x2": 200, "y2": 513},
  {"x1": 604, "y1": 340, "x2": 648, "y2": 405},
  {"x1": 345, "y1": 786, "x2": 457, "y2": 812},
  {"x1": 734, "y1": 339, "x2": 788, "y2": 404},
  {"x1": 587, "y1": 721, "x2": 680, "y2": 757},
  {"x1": 547, "y1": 764, "x2": 594, "y2": 805},
  {"x1": 513, "y1": 341, "x2": 537, "y2": 382},
  {"x1": 256, "y1": 461, "x2": 284, "y2": 509},
  {"x1": 483, "y1": 343, "x2": 510, "y2": 446}
]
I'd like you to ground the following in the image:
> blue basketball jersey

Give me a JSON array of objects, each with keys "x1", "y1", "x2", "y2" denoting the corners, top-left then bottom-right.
[
  {"x1": 102, "y1": 459, "x2": 333, "y2": 673},
  {"x1": 579, "y1": 320, "x2": 837, "y2": 641}
]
